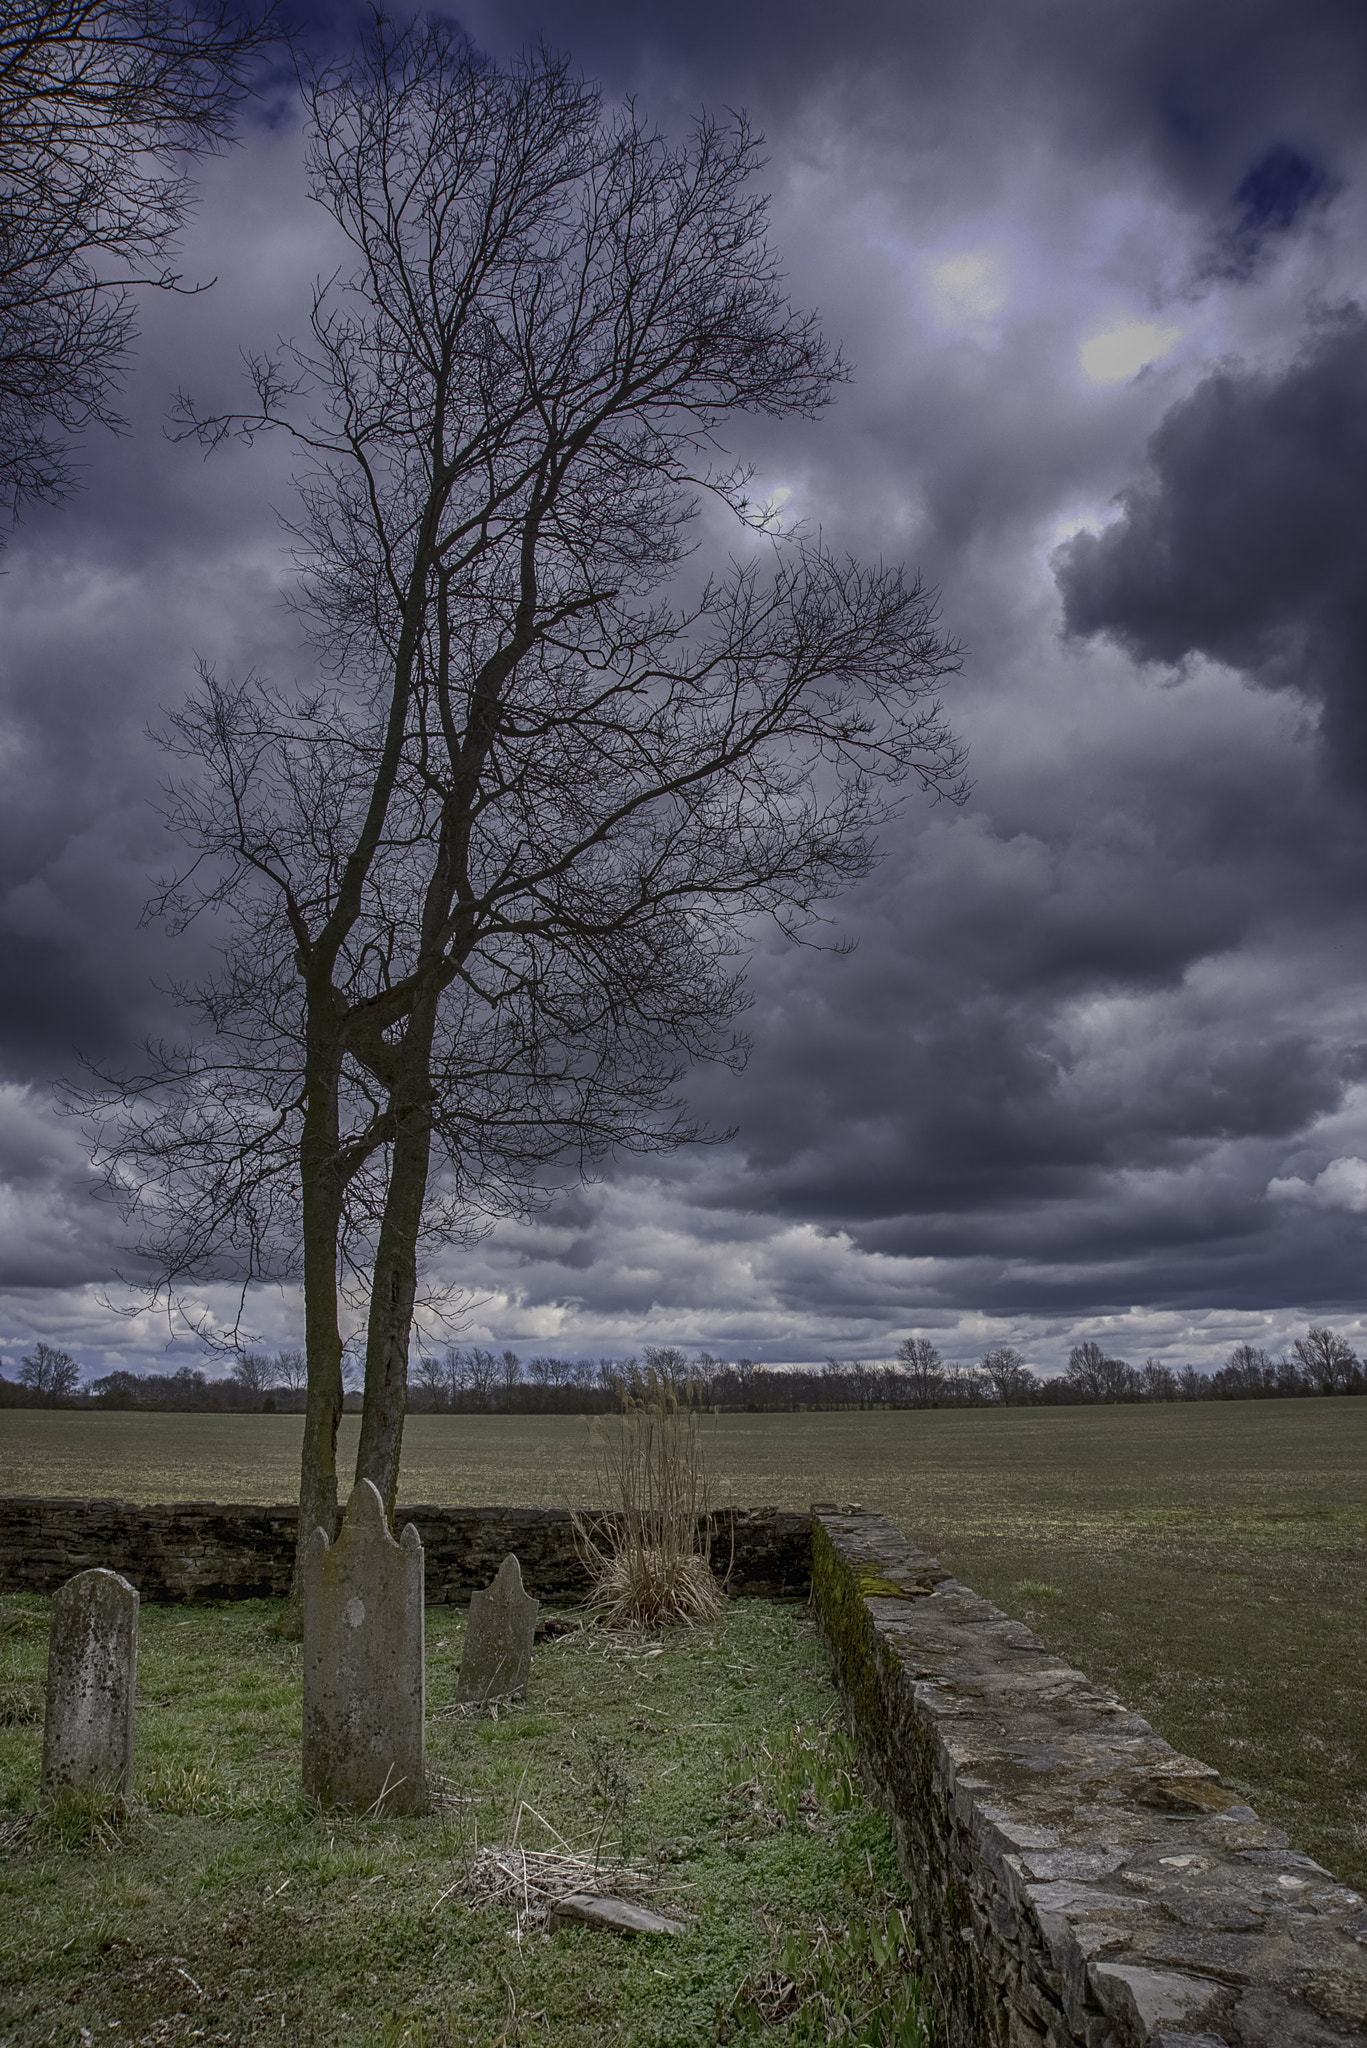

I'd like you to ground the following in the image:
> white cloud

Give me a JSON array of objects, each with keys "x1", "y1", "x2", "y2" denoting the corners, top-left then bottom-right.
[{"x1": 1079, "y1": 317, "x2": 1182, "y2": 384}]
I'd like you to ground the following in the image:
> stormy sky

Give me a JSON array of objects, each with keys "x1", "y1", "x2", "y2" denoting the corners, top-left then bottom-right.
[{"x1": 5, "y1": 0, "x2": 1367, "y2": 1378}]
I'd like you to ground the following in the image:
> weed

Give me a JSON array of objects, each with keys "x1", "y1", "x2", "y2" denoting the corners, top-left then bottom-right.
[
  {"x1": 584, "y1": 1731, "x2": 635, "y2": 1861},
  {"x1": 0, "y1": 1600, "x2": 44, "y2": 1640},
  {"x1": 33, "y1": 1779, "x2": 130, "y2": 1852},
  {"x1": 724, "y1": 1909, "x2": 929, "y2": 2044},
  {"x1": 575, "y1": 1372, "x2": 722, "y2": 1627},
  {"x1": 141, "y1": 1763, "x2": 229, "y2": 1815},
  {"x1": 0, "y1": 1682, "x2": 39, "y2": 1727}
]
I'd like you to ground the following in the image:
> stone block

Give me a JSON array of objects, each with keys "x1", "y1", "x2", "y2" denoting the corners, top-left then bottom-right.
[
  {"x1": 302, "y1": 1480, "x2": 425, "y2": 1815},
  {"x1": 41, "y1": 1567, "x2": 138, "y2": 1798},
  {"x1": 548, "y1": 1893, "x2": 686, "y2": 1936}
]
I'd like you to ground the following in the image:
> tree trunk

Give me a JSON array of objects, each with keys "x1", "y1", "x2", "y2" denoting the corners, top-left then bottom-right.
[
  {"x1": 285, "y1": 1012, "x2": 349, "y2": 1624},
  {"x1": 355, "y1": 1012, "x2": 437, "y2": 1524}
]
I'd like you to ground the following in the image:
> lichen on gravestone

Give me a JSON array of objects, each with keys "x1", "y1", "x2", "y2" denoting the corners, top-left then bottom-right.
[
  {"x1": 41, "y1": 1567, "x2": 138, "y2": 1798},
  {"x1": 302, "y1": 1479, "x2": 425, "y2": 1814},
  {"x1": 458, "y1": 1554, "x2": 539, "y2": 1706}
]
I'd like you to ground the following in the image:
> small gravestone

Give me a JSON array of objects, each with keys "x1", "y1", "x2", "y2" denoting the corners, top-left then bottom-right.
[
  {"x1": 41, "y1": 1568, "x2": 139, "y2": 1799},
  {"x1": 302, "y1": 1479, "x2": 425, "y2": 1814},
  {"x1": 458, "y1": 1554, "x2": 539, "y2": 1705}
]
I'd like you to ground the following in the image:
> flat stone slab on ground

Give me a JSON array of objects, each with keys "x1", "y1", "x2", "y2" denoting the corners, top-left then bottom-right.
[
  {"x1": 458, "y1": 1552, "x2": 539, "y2": 1704},
  {"x1": 41, "y1": 1567, "x2": 138, "y2": 1798},
  {"x1": 303, "y1": 1479, "x2": 425, "y2": 1815},
  {"x1": 549, "y1": 1893, "x2": 687, "y2": 1936}
]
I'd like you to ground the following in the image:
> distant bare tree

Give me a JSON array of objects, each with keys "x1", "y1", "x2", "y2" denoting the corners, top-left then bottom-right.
[
  {"x1": 409, "y1": 1350, "x2": 447, "y2": 1412},
  {"x1": 1139, "y1": 1357, "x2": 1178, "y2": 1401},
  {"x1": 499, "y1": 1349, "x2": 521, "y2": 1404},
  {"x1": 642, "y1": 1347, "x2": 690, "y2": 1399},
  {"x1": 1291, "y1": 1326, "x2": 1359, "y2": 1393},
  {"x1": 229, "y1": 1348, "x2": 272, "y2": 1395},
  {"x1": 979, "y1": 1345, "x2": 1034, "y2": 1405},
  {"x1": 274, "y1": 1346, "x2": 307, "y2": 1393},
  {"x1": 1274, "y1": 1353, "x2": 1307, "y2": 1396},
  {"x1": 0, "y1": 0, "x2": 276, "y2": 528},
  {"x1": 896, "y1": 1335, "x2": 945, "y2": 1407},
  {"x1": 19, "y1": 1339, "x2": 81, "y2": 1397},
  {"x1": 460, "y1": 1346, "x2": 499, "y2": 1410},
  {"x1": 1065, "y1": 1340, "x2": 1135, "y2": 1403}
]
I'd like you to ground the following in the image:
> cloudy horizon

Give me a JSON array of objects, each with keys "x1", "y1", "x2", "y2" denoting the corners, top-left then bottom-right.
[{"x1": 5, "y1": 0, "x2": 1367, "y2": 1384}]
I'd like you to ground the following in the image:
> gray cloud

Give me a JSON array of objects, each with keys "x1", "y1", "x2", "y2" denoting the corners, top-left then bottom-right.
[{"x1": 1055, "y1": 306, "x2": 1367, "y2": 779}]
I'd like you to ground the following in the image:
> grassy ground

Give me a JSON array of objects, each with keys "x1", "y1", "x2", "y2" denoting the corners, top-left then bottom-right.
[
  {"x1": 7, "y1": 1401, "x2": 1366, "y2": 1892},
  {"x1": 0, "y1": 1595, "x2": 925, "y2": 2047}
]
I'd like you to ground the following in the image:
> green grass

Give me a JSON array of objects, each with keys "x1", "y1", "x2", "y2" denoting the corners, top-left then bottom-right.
[
  {"x1": 0, "y1": 1595, "x2": 926, "y2": 2047},
  {"x1": 7, "y1": 1400, "x2": 1367, "y2": 1891}
]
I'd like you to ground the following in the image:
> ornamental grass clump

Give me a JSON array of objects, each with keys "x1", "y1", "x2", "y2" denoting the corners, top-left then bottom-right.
[{"x1": 575, "y1": 1372, "x2": 723, "y2": 1628}]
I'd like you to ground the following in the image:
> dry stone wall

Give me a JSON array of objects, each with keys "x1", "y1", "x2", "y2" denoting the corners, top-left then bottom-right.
[
  {"x1": 0, "y1": 1497, "x2": 812, "y2": 1604},
  {"x1": 811, "y1": 1509, "x2": 1367, "y2": 2048}
]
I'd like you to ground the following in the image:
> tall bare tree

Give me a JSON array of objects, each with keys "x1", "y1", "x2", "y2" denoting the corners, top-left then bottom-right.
[
  {"x1": 896, "y1": 1335, "x2": 946, "y2": 1407},
  {"x1": 0, "y1": 0, "x2": 275, "y2": 526},
  {"x1": 82, "y1": 17, "x2": 964, "y2": 1581},
  {"x1": 1291, "y1": 1325, "x2": 1358, "y2": 1393}
]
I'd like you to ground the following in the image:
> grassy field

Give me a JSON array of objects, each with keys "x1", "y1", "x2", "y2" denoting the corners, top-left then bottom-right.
[
  {"x1": 5, "y1": 1400, "x2": 1366, "y2": 1893},
  {"x1": 0, "y1": 1596, "x2": 924, "y2": 2046}
]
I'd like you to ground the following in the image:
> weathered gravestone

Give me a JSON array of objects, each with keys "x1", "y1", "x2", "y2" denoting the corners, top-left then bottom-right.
[
  {"x1": 302, "y1": 1479, "x2": 425, "y2": 1814},
  {"x1": 458, "y1": 1553, "x2": 539, "y2": 1705},
  {"x1": 41, "y1": 1567, "x2": 138, "y2": 1798}
]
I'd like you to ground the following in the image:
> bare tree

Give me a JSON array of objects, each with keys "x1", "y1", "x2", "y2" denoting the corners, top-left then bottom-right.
[
  {"x1": 642, "y1": 1346, "x2": 690, "y2": 1399},
  {"x1": 979, "y1": 1344, "x2": 1033, "y2": 1405},
  {"x1": 274, "y1": 1345, "x2": 307, "y2": 1392},
  {"x1": 1291, "y1": 1325, "x2": 1359, "y2": 1393},
  {"x1": 0, "y1": 0, "x2": 276, "y2": 528},
  {"x1": 82, "y1": 19, "x2": 963, "y2": 1569},
  {"x1": 229, "y1": 1347, "x2": 272, "y2": 1395},
  {"x1": 19, "y1": 1339, "x2": 81, "y2": 1398},
  {"x1": 411, "y1": 1348, "x2": 449, "y2": 1412},
  {"x1": 1064, "y1": 1340, "x2": 1136, "y2": 1403},
  {"x1": 459, "y1": 1346, "x2": 499, "y2": 1410},
  {"x1": 896, "y1": 1335, "x2": 945, "y2": 1408},
  {"x1": 1139, "y1": 1356, "x2": 1178, "y2": 1401},
  {"x1": 498, "y1": 1348, "x2": 521, "y2": 1405}
]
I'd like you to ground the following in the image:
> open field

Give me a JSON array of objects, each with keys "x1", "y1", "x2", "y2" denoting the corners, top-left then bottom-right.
[
  {"x1": 5, "y1": 1400, "x2": 1366, "y2": 1891},
  {"x1": 0, "y1": 1596, "x2": 923, "y2": 2046}
]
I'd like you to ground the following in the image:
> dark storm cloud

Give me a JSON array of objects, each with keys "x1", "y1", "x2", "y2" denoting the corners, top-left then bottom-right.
[{"x1": 1054, "y1": 307, "x2": 1367, "y2": 779}]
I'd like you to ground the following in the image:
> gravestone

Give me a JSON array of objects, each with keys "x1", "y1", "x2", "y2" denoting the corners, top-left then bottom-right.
[
  {"x1": 41, "y1": 1567, "x2": 138, "y2": 1798},
  {"x1": 302, "y1": 1479, "x2": 425, "y2": 1814},
  {"x1": 458, "y1": 1553, "x2": 539, "y2": 1705}
]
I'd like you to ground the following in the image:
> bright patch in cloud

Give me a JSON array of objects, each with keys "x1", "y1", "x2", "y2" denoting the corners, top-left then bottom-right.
[
  {"x1": 1079, "y1": 318, "x2": 1182, "y2": 384},
  {"x1": 928, "y1": 251, "x2": 1006, "y2": 323},
  {"x1": 1267, "y1": 1156, "x2": 1367, "y2": 1214}
]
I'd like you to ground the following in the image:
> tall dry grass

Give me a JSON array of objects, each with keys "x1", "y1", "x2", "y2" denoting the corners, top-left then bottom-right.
[{"x1": 574, "y1": 1372, "x2": 723, "y2": 1627}]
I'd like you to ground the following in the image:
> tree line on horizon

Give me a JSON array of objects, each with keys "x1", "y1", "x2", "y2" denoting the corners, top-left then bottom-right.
[{"x1": 2, "y1": 1328, "x2": 1363, "y2": 1412}]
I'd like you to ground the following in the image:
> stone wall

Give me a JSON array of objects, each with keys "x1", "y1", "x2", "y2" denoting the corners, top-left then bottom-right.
[
  {"x1": 0, "y1": 1497, "x2": 812, "y2": 1605},
  {"x1": 811, "y1": 1508, "x2": 1367, "y2": 2048}
]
